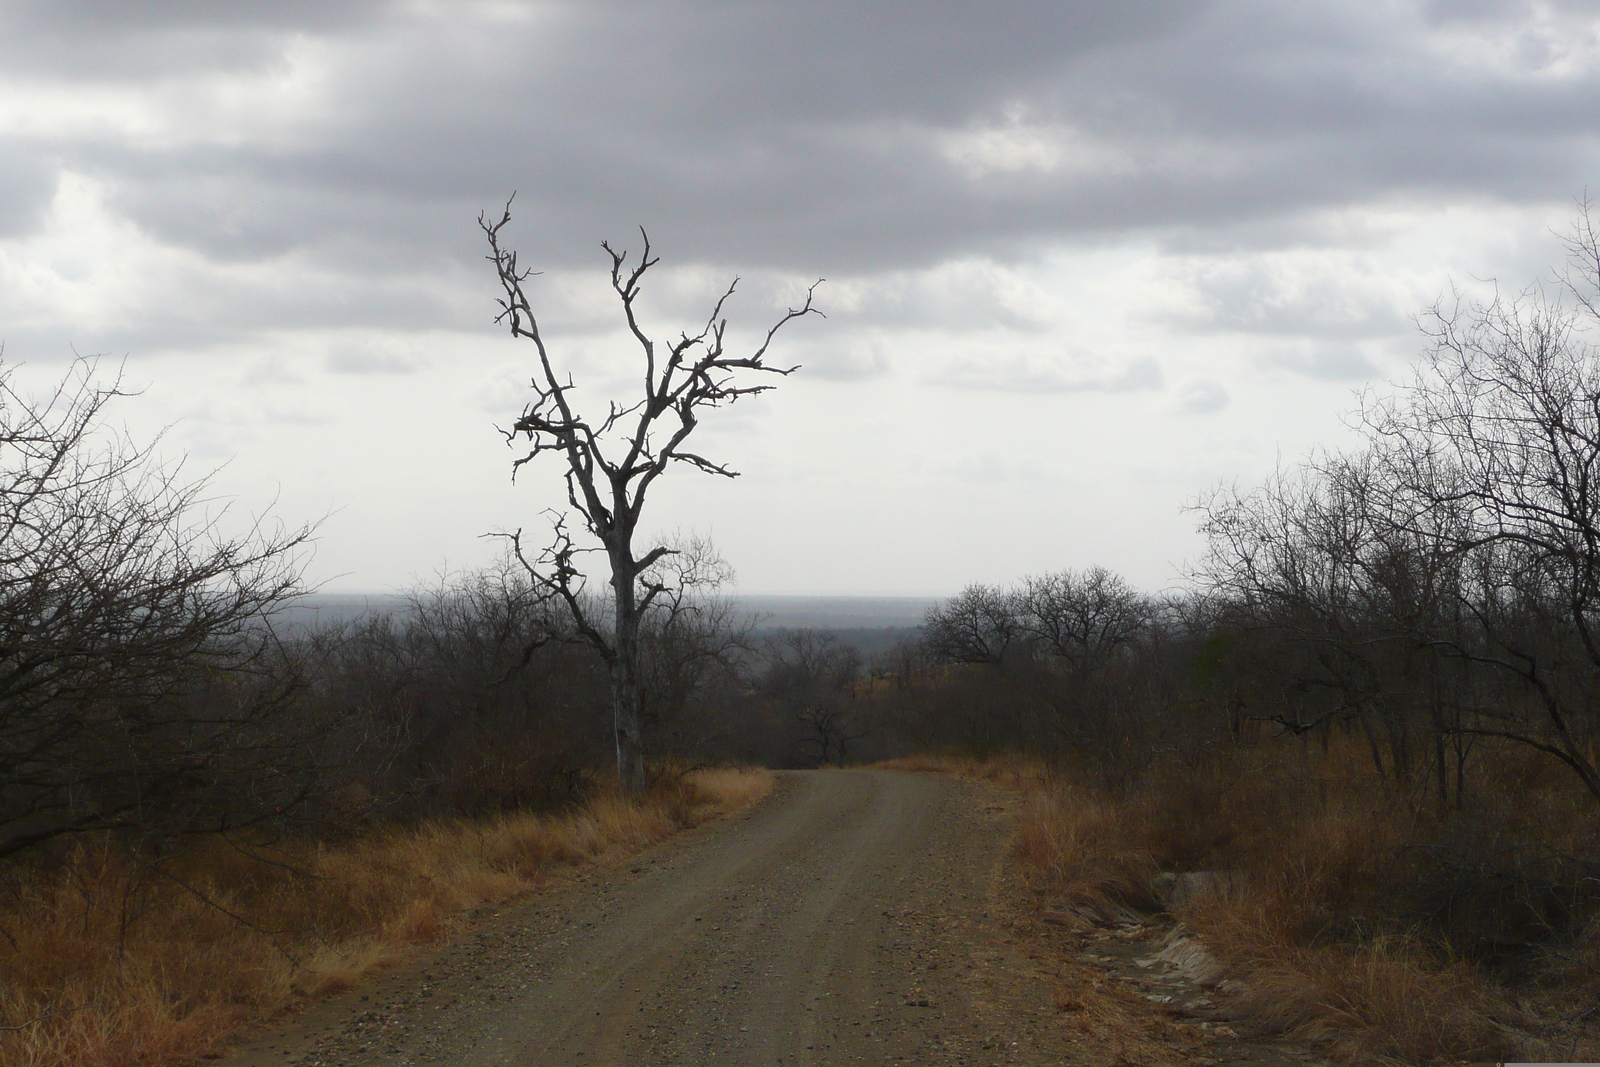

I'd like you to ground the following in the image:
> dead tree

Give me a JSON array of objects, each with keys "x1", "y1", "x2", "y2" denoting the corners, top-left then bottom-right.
[{"x1": 481, "y1": 203, "x2": 821, "y2": 793}]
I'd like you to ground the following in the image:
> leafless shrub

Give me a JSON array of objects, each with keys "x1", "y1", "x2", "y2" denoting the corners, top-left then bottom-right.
[
  {"x1": 759, "y1": 630, "x2": 865, "y2": 766},
  {"x1": 0, "y1": 358, "x2": 319, "y2": 861}
]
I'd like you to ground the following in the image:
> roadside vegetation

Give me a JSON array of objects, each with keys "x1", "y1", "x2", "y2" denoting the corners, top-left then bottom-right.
[
  {"x1": 1015, "y1": 743, "x2": 1593, "y2": 1063},
  {"x1": 0, "y1": 355, "x2": 776, "y2": 1066},
  {"x1": 9, "y1": 209, "x2": 1600, "y2": 1067},
  {"x1": 859, "y1": 213, "x2": 1600, "y2": 1062},
  {"x1": 881, "y1": 742, "x2": 1596, "y2": 1062},
  {"x1": 0, "y1": 767, "x2": 770, "y2": 1066}
]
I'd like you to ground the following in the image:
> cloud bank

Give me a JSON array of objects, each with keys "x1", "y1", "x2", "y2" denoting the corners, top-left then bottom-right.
[{"x1": 0, "y1": 0, "x2": 1596, "y2": 592}]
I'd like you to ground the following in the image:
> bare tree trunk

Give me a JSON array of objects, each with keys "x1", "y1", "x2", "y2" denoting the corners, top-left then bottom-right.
[
  {"x1": 609, "y1": 550, "x2": 649, "y2": 794},
  {"x1": 610, "y1": 658, "x2": 648, "y2": 794},
  {"x1": 1360, "y1": 713, "x2": 1387, "y2": 780}
]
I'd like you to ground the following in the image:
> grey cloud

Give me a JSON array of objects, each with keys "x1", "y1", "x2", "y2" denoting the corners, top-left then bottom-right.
[
  {"x1": 941, "y1": 453, "x2": 1020, "y2": 485},
  {"x1": 803, "y1": 268, "x2": 1059, "y2": 335},
  {"x1": 242, "y1": 357, "x2": 306, "y2": 386},
  {"x1": 781, "y1": 337, "x2": 890, "y2": 382},
  {"x1": 10, "y1": 269, "x2": 488, "y2": 362},
  {"x1": 88, "y1": 148, "x2": 491, "y2": 267},
  {"x1": 0, "y1": 271, "x2": 490, "y2": 368},
  {"x1": 1424, "y1": 0, "x2": 1600, "y2": 25},
  {"x1": 933, "y1": 354, "x2": 1163, "y2": 394},
  {"x1": 261, "y1": 404, "x2": 334, "y2": 426},
  {"x1": 8, "y1": 0, "x2": 390, "y2": 32},
  {"x1": 1169, "y1": 259, "x2": 1412, "y2": 340},
  {"x1": 538, "y1": 1, "x2": 1205, "y2": 129},
  {"x1": 1261, "y1": 341, "x2": 1383, "y2": 380},
  {"x1": 1174, "y1": 379, "x2": 1230, "y2": 414},
  {"x1": 1424, "y1": 0, "x2": 1524, "y2": 18},
  {"x1": 5, "y1": 0, "x2": 1600, "y2": 349},
  {"x1": 326, "y1": 349, "x2": 420, "y2": 375},
  {"x1": 0, "y1": 1, "x2": 392, "y2": 77},
  {"x1": 0, "y1": 151, "x2": 57, "y2": 238}
]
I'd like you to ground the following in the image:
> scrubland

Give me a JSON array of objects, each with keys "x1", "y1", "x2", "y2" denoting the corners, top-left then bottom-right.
[
  {"x1": 0, "y1": 767, "x2": 771, "y2": 1067},
  {"x1": 896, "y1": 740, "x2": 1600, "y2": 1064}
]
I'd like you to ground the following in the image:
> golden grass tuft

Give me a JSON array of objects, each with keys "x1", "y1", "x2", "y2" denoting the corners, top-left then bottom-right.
[
  {"x1": 1015, "y1": 785, "x2": 1158, "y2": 922},
  {"x1": 1179, "y1": 895, "x2": 1520, "y2": 1063},
  {"x1": 0, "y1": 766, "x2": 773, "y2": 1067}
]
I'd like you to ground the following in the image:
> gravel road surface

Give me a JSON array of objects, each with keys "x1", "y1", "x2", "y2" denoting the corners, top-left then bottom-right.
[{"x1": 221, "y1": 769, "x2": 1086, "y2": 1067}]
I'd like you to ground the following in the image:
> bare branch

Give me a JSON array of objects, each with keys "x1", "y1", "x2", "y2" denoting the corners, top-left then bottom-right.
[{"x1": 481, "y1": 204, "x2": 818, "y2": 790}]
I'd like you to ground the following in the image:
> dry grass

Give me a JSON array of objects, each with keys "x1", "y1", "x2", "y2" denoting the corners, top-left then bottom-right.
[
  {"x1": 1014, "y1": 785, "x2": 1158, "y2": 922},
  {"x1": 991, "y1": 738, "x2": 1600, "y2": 1064},
  {"x1": 874, "y1": 750, "x2": 1049, "y2": 788},
  {"x1": 0, "y1": 767, "x2": 773, "y2": 1067},
  {"x1": 1179, "y1": 896, "x2": 1520, "y2": 1062}
]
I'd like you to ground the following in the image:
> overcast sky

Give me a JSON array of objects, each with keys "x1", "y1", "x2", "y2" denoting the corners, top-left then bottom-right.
[{"x1": 3, "y1": 0, "x2": 1598, "y2": 595}]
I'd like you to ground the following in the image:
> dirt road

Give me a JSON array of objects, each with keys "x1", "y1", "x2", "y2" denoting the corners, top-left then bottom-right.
[{"x1": 223, "y1": 769, "x2": 1088, "y2": 1067}]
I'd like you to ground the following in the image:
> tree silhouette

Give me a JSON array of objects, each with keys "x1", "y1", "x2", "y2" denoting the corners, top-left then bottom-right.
[{"x1": 481, "y1": 202, "x2": 820, "y2": 792}]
